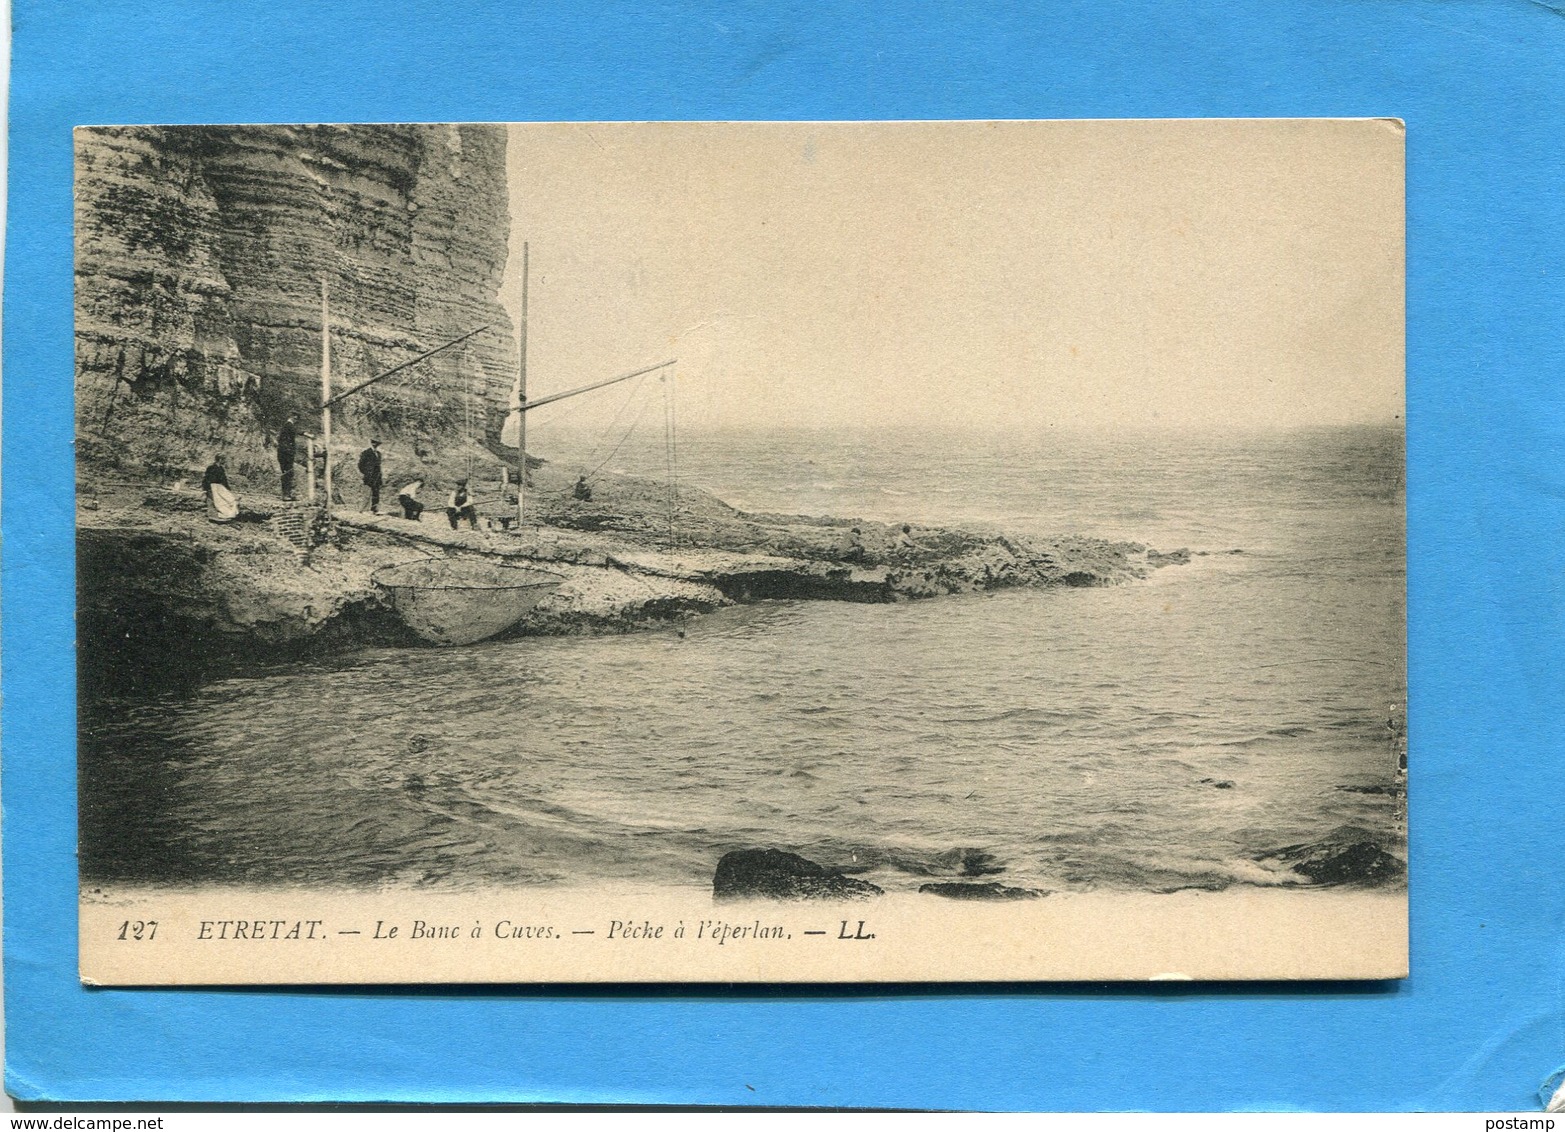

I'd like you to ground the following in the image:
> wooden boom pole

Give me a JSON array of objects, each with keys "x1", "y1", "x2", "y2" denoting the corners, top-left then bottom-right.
[
  {"x1": 322, "y1": 323, "x2": 491, "y2": 411},
  {"x1": 519, "y1": 359, "x2": 676, "y2": 414}
]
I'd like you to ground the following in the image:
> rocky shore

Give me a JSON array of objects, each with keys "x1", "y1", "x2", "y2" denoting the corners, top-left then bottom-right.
[
  {"x1": 77, "y1": 456, "x2": 1185, "y2": 697},
  {"x1": 709, "y1": 827, "x2": 1406, "y2": 900}
]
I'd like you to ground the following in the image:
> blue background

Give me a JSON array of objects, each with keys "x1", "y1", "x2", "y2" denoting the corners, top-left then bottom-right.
[{"x1": 5, "y1": 0, "x2": 1563, "y2": 1108}]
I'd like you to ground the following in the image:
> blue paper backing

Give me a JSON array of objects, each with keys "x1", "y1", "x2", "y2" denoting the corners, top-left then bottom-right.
[{"x1": 5, "y1": 0, "x2": 1563, "y2": 1108}]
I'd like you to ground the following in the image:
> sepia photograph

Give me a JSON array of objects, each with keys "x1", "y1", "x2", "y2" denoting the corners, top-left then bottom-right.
[{"x1": 75, "y1": 120, "x2": 1406, "y2": 984}]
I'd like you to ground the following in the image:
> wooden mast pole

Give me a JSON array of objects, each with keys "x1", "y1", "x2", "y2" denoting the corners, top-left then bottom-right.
[
  {"x1": 320, "y1": 277, "x2": 332, "y2": 518},
  {"x1": 517, "y1": 241, "x2": 529, "y2": 528}
]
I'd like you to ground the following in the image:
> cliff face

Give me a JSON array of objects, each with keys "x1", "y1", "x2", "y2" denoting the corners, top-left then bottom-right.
[{"x1": 75, "y1": 124, "x2": 517, "y2": 480}]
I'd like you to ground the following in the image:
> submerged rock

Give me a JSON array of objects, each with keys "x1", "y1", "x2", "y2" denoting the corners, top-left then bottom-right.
[
  {"x1": 713, "y1": 849, "x2": 883, "y2": 901},
  {"x1": 890, "y1": 846, "x2": 1007, "y2": 877},
  {"x1": 1262, "y1": 825, "x2": 1406, "y2": 887},
  {"x1": 918, "y1": 882, "x2": 1044, "y2": 900},
  {"x1": 929, "y1": 847, "x2": 1006, "y2": 877}
]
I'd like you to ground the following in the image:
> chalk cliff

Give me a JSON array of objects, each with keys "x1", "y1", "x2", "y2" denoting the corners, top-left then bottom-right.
[{"x1": 74, "y1": 124, "x2": 517, "y2": 479}]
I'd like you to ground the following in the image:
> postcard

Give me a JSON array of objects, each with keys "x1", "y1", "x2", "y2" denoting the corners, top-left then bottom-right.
[{"x1": 76, "y1": 120, "x2": 1406, "y2": 983}]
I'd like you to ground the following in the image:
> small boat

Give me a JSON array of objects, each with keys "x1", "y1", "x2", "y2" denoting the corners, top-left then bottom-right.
[{"x1": 373, "y1": 559, "x2": 564, "y2": 646}]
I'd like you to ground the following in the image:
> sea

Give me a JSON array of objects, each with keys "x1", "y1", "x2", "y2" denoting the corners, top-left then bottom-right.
[{"x1": 79, "y1": 425, "x2": 1406, "y2": 894}]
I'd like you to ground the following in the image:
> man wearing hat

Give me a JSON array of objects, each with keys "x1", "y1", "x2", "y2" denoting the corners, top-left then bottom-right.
[
  {"x1": 357, "y1": 438, "x2": 383, "y2": 513},
  {"x1": 446, "y1": 478, "x2": 480, "y2": 530}
]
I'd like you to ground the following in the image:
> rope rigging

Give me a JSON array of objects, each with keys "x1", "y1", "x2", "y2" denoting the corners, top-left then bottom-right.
[
  {"x1": 300, "y1": 241, "x2": 683, "y2": 538},
  {"x1": 568, "y1": 366, "x2": 677, "y2": 516},
  {"x1": 662, "y1": 370, "x2": 678, "y2": 546},
  {"x1": 581, "y1": 390, "x2": 659, "y2": 482},
  {"x1": 528, "y1": 365, "x2": 634, "y2": 433},
  {"x1": 567, "y1": 371, "x2": 650, "y2": 479},
  {"x1": 537, "y1": 363, "x2": 678, "y2": 547}
]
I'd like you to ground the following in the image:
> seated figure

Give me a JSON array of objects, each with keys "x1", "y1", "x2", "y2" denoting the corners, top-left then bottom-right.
[
  {"x1": 397, "y1": 480, "x2": 425, "y2": 521},
  {"x1": 446, "y1": 479, "x2": 480, "y2": 529}
]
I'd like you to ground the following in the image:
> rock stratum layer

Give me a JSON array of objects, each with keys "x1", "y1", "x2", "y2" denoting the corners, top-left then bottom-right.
[{"x1": 76, "y1": 124, "x2": 518, "y2": 478}]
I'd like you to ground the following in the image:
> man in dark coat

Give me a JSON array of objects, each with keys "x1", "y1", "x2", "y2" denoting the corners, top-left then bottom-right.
[
  {"x1": 276, "y1": 416, "x2": 298, "y2": 500},
  {"x1": 357, "y1": 439, "x2": 383, "y2": 513}
]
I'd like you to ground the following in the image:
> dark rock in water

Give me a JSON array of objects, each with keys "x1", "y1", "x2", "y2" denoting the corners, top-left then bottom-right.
[
  {"x1": 1198, "y1": 778, "x2": 1236, "y2": 790},
  {"x1": 1263, "y1": 826, "x2": 1406, "y2": 886},
  {"x1": 713, "y1": 849, "x2": 883, "y2": 901},
  {"x1": 1336, "y1": 782, "x2": 1401, "y2": 796},
  {"x1": 1147, "y1": 548, "x2": 1192, "y2": 566},
  {"x1": 1288, "y1": 842, "x2": 1405, "y2": 886},
  {"x1": 884, "y1": 846, "x2": 1006, "y2": 878},
  {"x1": 918, "y1": 882, "x2": 1044, "y2": 901}
]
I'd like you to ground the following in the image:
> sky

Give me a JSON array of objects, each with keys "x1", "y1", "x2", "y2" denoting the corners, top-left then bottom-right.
[{"x1": 501, "y1": 119, "x2": 1403, "y2": 435}]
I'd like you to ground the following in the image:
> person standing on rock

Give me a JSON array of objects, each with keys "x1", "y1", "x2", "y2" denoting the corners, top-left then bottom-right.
[
  {"x1": 357, "y1": 439, "x2": 383, "y2": 513},
  {"x1": 275, "y1": 416, "x2": 298, "y2": 500}
]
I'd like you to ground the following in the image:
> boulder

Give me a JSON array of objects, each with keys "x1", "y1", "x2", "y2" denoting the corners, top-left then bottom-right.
[
  {"x1": 1262, "y1": 825, "x2": 1406, "y2": 886},
  {"x1": 713, "y1": 849, "x2": 883, "y2": 901},
  {"x1": 1288, "y1": 841, "x2": 1406, "y2": 886}
]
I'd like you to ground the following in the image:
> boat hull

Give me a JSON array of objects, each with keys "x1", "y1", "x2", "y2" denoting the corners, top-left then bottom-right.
[{"x1": 374, "y1": 559, "x2": 564, "y2": 647}]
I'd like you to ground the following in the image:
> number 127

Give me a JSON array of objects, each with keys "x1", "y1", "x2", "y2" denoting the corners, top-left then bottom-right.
[{"x1": 116, "y1": 920, "x2": 158, "y2": 941}]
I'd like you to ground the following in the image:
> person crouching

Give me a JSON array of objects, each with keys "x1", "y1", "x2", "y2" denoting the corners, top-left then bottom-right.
[
  {"x1": 201, "y1": 453, "x2": 239, "y2": 523},
  {"x1": 447, "y1": 479, "x2": 480, "y2": 529},
  {"x1": 397, "y1": 479, "x2": 425, "y2": 521}
]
